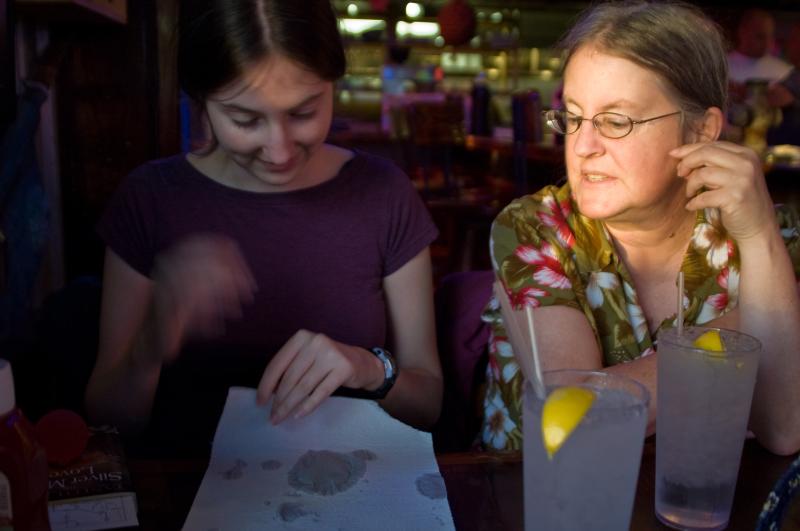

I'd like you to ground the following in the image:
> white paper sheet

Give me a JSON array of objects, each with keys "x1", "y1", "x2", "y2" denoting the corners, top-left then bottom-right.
[{"x1": 182, "y1": 387, "x2": 455, "y2": 531}]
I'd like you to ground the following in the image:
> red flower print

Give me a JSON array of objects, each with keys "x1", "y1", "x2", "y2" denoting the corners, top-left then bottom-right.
[
  {"x1": 538, "y1": 195, "x2": 575, "y2": 248},
  {"x1": 514, "y1": 242, "x2": 572, "y2": 290},
  {"x1": 509, "y1": 285, "x2": 549, "y2": 309}
]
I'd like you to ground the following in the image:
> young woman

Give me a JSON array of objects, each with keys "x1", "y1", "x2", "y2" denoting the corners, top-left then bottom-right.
[
  {"x1": 483, "y1": 0, "x2": 800, "y2": 456},
  {"x1": 85, "y1": 0, "x2": 442, "y2": 455}
]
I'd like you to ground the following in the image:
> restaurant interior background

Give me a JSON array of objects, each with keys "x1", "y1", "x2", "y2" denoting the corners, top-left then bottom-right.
[{"x1": 3, "y1": 0, "x2": 800, "y2": 322}]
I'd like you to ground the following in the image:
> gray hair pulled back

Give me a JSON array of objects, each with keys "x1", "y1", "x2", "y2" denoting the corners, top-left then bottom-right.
[{"x1": 559, "y1": 1, "x2": 729, "y2": 119}]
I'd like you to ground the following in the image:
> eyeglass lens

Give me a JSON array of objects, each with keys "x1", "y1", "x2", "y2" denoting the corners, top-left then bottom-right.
[{"x1": 545, "y1": 110, "x2": 632, "y2": 138}]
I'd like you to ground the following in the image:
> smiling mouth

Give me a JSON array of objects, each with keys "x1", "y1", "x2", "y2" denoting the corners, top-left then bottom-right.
[
  {"x1": 260, "y1": 157, "x2": 296, "y2": 173},
  {"x1": 585, "y1": 173, "x2": 611, "y2": 182}
]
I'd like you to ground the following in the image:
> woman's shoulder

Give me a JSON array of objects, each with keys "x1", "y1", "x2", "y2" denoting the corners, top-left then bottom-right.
[
  {"x1": 495, "y1": 183, "x2": 572, "y2": 228},
  {"x1": 117, "y1": 154, "x2": 213, "y2": 199},
  {"x1": 344, "y1": 149, "x2": 408, "y2": 181},
  {"x1": 336, "y1": 149, "x2": 422, "y2": 203},
  {"x1": 103, "y1": 155, "x2": 210, "y2": 217},
  {"x1": 122, "y1": 153, "x2": 193, "y2": 185}
]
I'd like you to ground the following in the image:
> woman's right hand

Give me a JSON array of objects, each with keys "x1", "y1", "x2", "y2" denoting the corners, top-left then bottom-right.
[{"x1": 150, "y1": 234, "x2": 257, "y2": 362}]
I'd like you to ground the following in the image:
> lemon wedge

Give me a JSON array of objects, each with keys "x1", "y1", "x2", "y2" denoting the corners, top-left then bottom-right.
[
  {"x1": 541, "y1": 386, "x2": 596, "y2": 459},
  {"x1": 693, "y1": 330, "x2": 725, "y2": 352}
]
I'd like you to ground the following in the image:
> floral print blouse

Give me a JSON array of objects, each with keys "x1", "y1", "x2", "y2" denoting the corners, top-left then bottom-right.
[{"x1": 481, "y1": 183, "x2": 800, "y2": 451}]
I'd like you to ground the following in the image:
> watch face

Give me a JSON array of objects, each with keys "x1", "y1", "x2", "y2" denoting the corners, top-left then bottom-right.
[
  {"x1": 370, "y1": 347, "x2": 397, "y2": 398},
  {"x1": 372, "y1": 347, "x2": 394, "y2": 377}
]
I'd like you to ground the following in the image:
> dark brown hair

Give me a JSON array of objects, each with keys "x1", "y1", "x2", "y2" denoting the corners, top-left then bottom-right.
[{"x1": 178, "y1": 0, "x2": 346, "y2": 103}]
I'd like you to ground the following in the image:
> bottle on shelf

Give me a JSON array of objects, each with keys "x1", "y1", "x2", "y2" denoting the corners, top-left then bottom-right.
[
  {"x1": 512, "y1": 89, "x2": 543, "y2": 144},
  {"x1": 0, "y1": 359, "x2": 51, "y2": 530},
  {"x1": 469, "y1": 71, "x2": 492, "y2": 137}
]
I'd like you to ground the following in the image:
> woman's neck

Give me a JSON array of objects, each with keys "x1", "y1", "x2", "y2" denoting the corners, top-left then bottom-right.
[{"x1": 605, "y1": 198, "x2": 696, "y2": 273}]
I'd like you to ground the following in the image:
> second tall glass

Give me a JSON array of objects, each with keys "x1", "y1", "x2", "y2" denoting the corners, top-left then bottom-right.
[{"x1": 655, "y1": 326, "x2": 761, "y2": 530}]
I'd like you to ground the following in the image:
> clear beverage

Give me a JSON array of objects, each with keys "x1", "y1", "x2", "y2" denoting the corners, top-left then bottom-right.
[
  {"x1": 656, "y1": 327, "x2": 761, "y2": 530},
  {"x1": 523, "y1": 370, "x2": 649, "y2": 531}
]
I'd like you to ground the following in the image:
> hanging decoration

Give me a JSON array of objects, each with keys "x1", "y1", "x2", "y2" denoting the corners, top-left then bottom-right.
[{"x1": 437, "y1": 0, "x2": 477, "y2": 46}]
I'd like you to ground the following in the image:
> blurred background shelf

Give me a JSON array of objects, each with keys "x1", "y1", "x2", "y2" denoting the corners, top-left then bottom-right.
[{"x1": 15, "y1": 0, "x2": 126, "y2": 24}]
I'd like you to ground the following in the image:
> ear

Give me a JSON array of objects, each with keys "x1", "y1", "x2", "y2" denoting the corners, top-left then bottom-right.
[{"x1": 693, "y1": 107, "x2": 724, "y2": 143}]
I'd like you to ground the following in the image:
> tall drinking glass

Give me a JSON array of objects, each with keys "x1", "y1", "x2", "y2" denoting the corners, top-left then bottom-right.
[
  {"x1": 656, "y1": 326, "x2": 761, "y2": 530},
  {"x1": 523, "y1": 369, "x2": 650, "y2": 530}
]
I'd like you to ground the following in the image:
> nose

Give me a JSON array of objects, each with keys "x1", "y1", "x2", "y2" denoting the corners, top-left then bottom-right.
[
  {"x1": 570, "y1": 119, "x2": 604, "y2": 159},
  {"x1": 260, "y1": 120, "x2": 292, "y2": 164}
]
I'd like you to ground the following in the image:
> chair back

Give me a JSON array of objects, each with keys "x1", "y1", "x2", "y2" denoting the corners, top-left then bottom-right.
[{"x1": 432, "y1": 270, "x2": 494, "y2": 453}]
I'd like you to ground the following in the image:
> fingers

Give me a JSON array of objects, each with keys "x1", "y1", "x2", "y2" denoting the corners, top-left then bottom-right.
[
  {"x1": 273, "y1": 344, "x2": 317, "y2": 404},
  {"x1": 256, "y1": 330, "x2": 313, "y2": 404},
  {"x1": 270, "y1": 362, "x2": 339, "y2": 423},
  {"x1": 217, "y1": 237, "x2": 258, "y2": 304},
  {"x1": 671, "y1": 141, "x2": 755, "y2": 178},
  {"x1": 292, "y1": 372, "x2": 343, "y2": 420},
  {"x1": 685, "y1": 187, "x2": 729, "y2": 212},
  {"x1": 257, "y1": 333, "x2": 368, "y2": 424},
  {"x1": 672, "y1": 141, "x2": 776, "y2": 241},
  {"x1": 671, "y1": 141, "x2": 764, "y2": 203},
  {"x1": 682, "y1": 164, "x2": 747, "y2": 199},
  {"x1": 154, "y1": 234, "x2": 257, "y2": 346}
]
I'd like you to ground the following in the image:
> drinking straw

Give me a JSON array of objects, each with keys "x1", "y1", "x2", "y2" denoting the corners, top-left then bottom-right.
[
  {"x1": 677, "y1": 271, "x2": 684, "y2": 336},
  {"x1": 524, "y1": 305, "x2": 546, "y2": 399},
  {"x1": 493, "y1": 280, "x2": 547, "y2": 399}
]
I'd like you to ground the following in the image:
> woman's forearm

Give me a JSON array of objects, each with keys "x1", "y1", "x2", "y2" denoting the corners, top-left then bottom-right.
[
  {"x1": 85, "y1": 312, "x2": 164, "y2": 433},
  {"x1": 738, "y1": 229, "x2": 800, "y2": 455},
  {"x1": 379, "y1": 367, "x2": 443, "y2": 430},
  {"x1": 603, "y1": 353, "x2": 658, "y2": 436}
]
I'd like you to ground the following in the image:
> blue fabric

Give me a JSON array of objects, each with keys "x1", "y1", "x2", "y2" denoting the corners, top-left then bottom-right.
[
  {"x1": 0, "y1": 83, "x2": 50, "y2": 346},
  {"x1": 756, "y1": 454, "x2": 800, "y2": 531}
]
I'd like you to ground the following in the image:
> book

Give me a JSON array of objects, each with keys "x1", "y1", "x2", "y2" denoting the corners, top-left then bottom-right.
[{"x1": 47, "y1": 425, "x2": 138, "y2": 531}]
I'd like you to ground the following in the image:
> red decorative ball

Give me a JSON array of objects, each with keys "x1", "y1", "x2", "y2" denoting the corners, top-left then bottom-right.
[
  {"x1": 369, "y1": 0, "x2": 390, "y2": 13},
  {"x1": 437, "y1": 0, "x2": 477, "y2": 46},
  {"x1": 35, "y1": 409, "x2": 90, "y2": 466}
]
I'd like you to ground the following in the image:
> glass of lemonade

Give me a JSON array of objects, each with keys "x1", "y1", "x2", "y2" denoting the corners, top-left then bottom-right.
[
  {"x1": 523, "y1": 369, "x2": 650, "y2": 530},
  {"x1": 656, "y1": 326, "x2": 761, "y2": 530}
]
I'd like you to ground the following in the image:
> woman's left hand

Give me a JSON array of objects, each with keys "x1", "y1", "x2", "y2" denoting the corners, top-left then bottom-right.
[
  {"x1": 671, "y1": 141, "x2": 775, "y2": 242},
  {"x1": 256, "y1": 330, "x2": 384, "y2": 423}
]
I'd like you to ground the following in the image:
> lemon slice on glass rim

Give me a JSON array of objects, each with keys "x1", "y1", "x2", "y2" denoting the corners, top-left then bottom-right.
[
  {"x1": 541, "y1": 386, "x2": 596, "y2": 459},
  {"x1": 693, "y1": 329, "x2": 725, "y2": 352}
]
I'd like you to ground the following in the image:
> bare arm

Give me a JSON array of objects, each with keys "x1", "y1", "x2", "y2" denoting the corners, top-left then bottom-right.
[
  {"x1": 737, "y1": 233, "x2": 800, "y2": 455},
  {"x1": 86, "y1": 237, "x2": 256, "y2": 433},
  {"x1": 504, "y1": 304, "x2": 658, "y2": 435},
  {"x1": 675, "y1": 139, "x2": 800, "y2": 455},
  {"x1": 84, "y1": 249, "x2": 162, "y2": 432},
  {"x1": 378, "y1": 247, "x2": 443, "y2": 429}
]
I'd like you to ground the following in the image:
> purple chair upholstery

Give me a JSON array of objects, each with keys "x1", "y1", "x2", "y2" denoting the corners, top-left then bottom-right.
[{"x1": 432, "y1": 270, "x2": 494, "y2": 452}]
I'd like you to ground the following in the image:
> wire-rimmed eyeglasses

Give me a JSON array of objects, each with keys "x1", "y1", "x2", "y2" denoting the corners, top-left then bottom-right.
[{"x1": 542, "y1": 109, "x2": 683, "y2": 139}]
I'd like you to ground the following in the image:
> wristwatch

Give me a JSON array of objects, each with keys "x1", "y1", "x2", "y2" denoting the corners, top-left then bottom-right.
[
  {"x1": 335, "y1": 347, "x2": 398, "y2": 400},
  {"x1": 369, "y1": 347, "x2": 398, "y2": 399}
]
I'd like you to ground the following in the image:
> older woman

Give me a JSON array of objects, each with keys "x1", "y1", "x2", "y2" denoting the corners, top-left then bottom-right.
[{"x1": 482, "y1": 0, "x2": 800, "y2": 456}]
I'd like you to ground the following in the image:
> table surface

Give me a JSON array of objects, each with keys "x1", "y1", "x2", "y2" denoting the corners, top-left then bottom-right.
[{"x1": 130, "y1": 437, "x2": 799, "y2": 531}]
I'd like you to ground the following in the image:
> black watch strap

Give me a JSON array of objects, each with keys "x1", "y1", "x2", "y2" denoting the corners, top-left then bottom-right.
[{"x1": 334, "y1": 347, "x2": 398, "y2": 400}]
